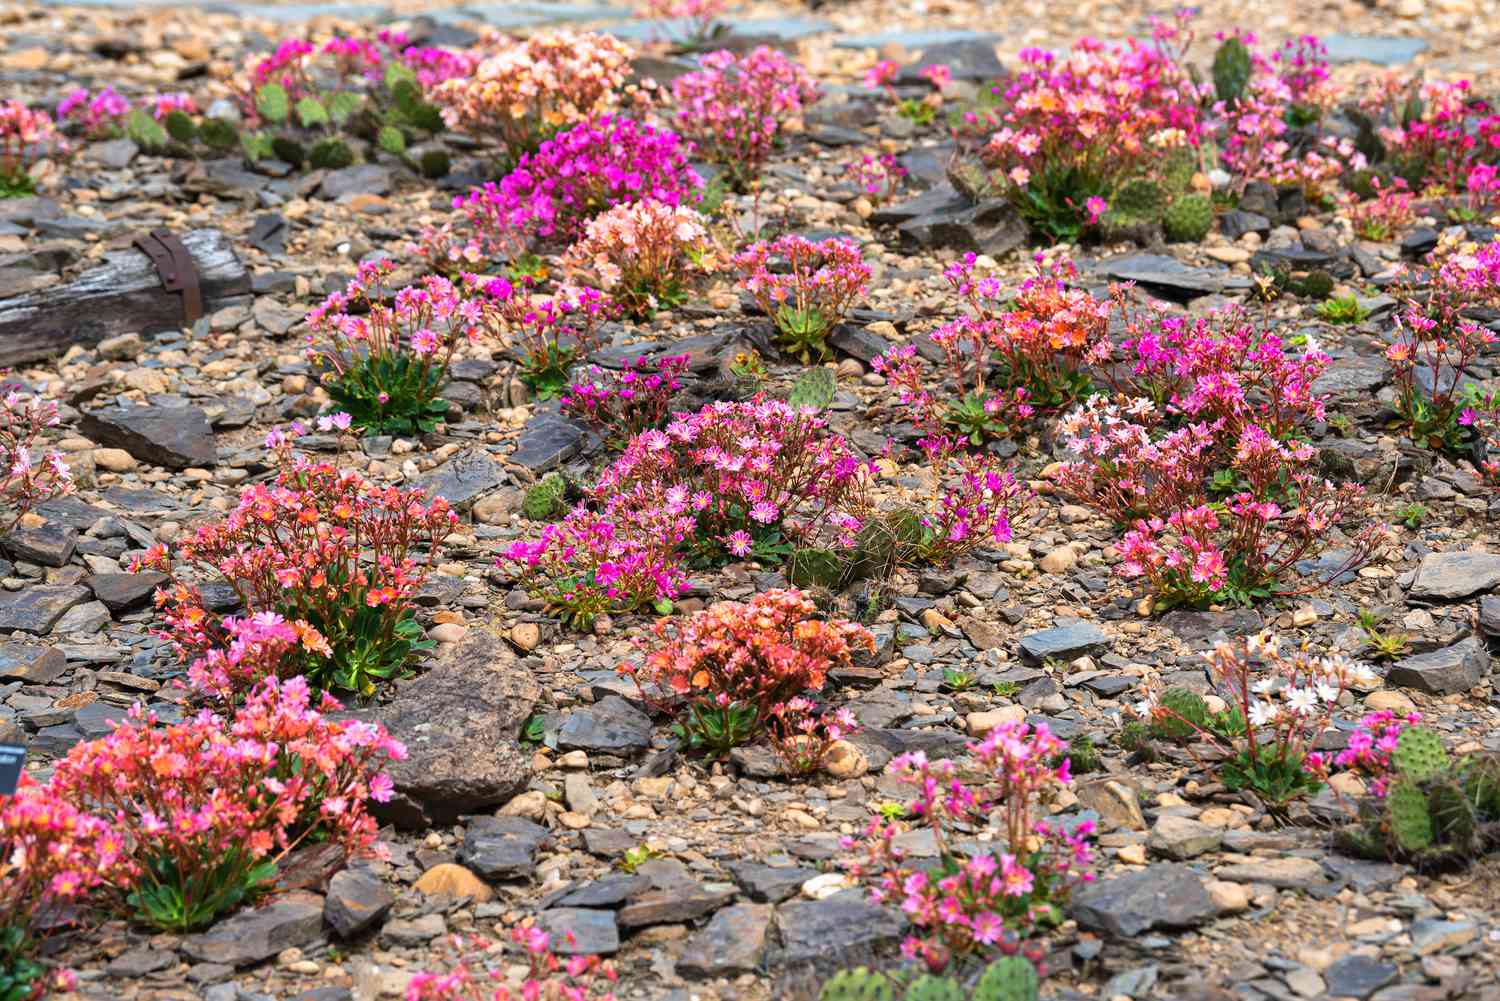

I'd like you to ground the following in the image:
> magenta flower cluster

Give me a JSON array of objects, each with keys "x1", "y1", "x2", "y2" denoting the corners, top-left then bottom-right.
[{"x1": 560, "y1": 354, "x2": 691, "y2": 441}]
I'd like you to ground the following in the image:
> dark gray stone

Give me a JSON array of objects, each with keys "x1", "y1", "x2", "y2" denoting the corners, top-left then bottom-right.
[
  {"x1": 458, "y1": 815, "x2": 549, "y2": 880},
  {"x1": 896, "y1": 197, "x2": 1026, "y2": 256},
  {"x1": 358, "y1": 628, "x2": 538, "y2": 827},
  {"x1": 510, "y1": 412, "x2": 592, "y2": 472},
  {"x1": 105, "y1": 947, "x2": 175, "y2": 977},
  {"x1": 319, "y1": 165, "x2": 392, "y2": 200},
  {"x1": 0, "y1": 641, "x2": 66, "y2": 682},
  {"x1": 617, "y1": 883, "x2": 735, "y2": 928},
  {"x1": 1323, "y1": 955, "x2": 1398, "y2": 999},
  {"x1": 414, "y1": 450, "x2": 504, "y2": 511},
  {"x1": 0, "y1": 585, "x2": 90, "y2": 634},
  {"x1": 1218, "y1": 210, "x2": 1271, "y2": 240},
  {"x1": 1312, "y1": 354, "x2": 1388, "y2": 398},
  {"x1": 1094, "y1": 254, "x2": 1249, "y2": 300},
  {"x1": 80, "y1": 405, "x2": 216, "y2": 470},
  {"x1": 1070, "y1": 864, "x2": 1217, "y2": 937},
  {"x1": 1019, "y1": 620, "x2": 1111, "y2": 662},
  {"x1": 549, "y1": 874, "x2": 648, "y2": 909},
  {"x1": 87, "y1": 571, "x2": 168, "y2": 613},
  {"x1": 3, "y1": 523, "x2": 77, "y2": 567},
  {"x1": 1387, "y1": 636, "x2": 1490, "y2": 695},
  {"x1": 828, "y1": 325, "x2": 893, "y2": 364},
  {"x1": 535, "y1": 908, "x2": 619, "y2": 955},
  {"x1": 53, "y1": 600, "x2": 110, "y2": 635},
  {"x1": 896, "y1": 36, "x2": 1003, "y2": 83},
  {"x1": 728, "y1": 862, "x2": 815, "y2": 903},
  {"x1": 180, "y1": 892, "x2": 324, "y2": 967},
  {"x1": 1479, "y1": 596, "x2": 1500, "y2": 638},
  {"x1": 774, "y1": 890, "x2": 904, "y2": 964},
  {"x1": 556, "y1": 695, "x2": 652, "y2": 753},
  {"x1": 677, "y1": 903, "x2": 772, "y2": 978},
  {"x1": 323, "y1": 869, "x2": 395, "y2": 939},
  {"x1": 1410, "y1": 551, "x2": 1500, "y2": 601}
]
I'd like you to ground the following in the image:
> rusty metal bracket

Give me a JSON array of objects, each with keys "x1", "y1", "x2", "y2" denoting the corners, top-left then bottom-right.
[{"x1": 132, "y1": 229, "x2": 203, "y2": 324}]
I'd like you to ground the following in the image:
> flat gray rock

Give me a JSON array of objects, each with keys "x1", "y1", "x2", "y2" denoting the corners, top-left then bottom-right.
[
  {"x1": 323, "y1": 869, "x2": 394, "y2": 939},
  {"x1": 459, "y1": 815, "x2": 549, "y2": 880},
  {"x1": 1322, "y1": 34, "x2": 1428, "y2": 66},
  {"x1": 1409, "y1": 551, "x2": 1500, "y2": 601},
  {"x1": 0, "y1": 585, "x2": 90, "y2": 635},
  {"x1": 80, "y1": 405, "x2": 216, "y2": 470},
  {"x1": 0, "y1": 641, "x2": 67, "y2": 682},
  {"x1": 414, "y1": 450, "x2": 503, "y2": 511},
  {"x1": 556, "y1": 695, "x2": 653, "y2": 753},
  {"x1": 536, "y1": 908, "x2": 619, "y2": 955},
  {"x1": 1071, "y1": 863, "x2": 1217, "y2": 937},
  {"x1": 1386, "y1": 636, "x2": 1490, "y2": 695},
  {"x1": 180, "y1": 892, "x2": 324, "y2": 967},
  {"x1": 774, "y1": 890, "x2": 905, "y2": 965},
  {"x1": 677, "y1": 903, "x2": 772, "y2": 979},
  {"x1": 1019, "y1": 620, "x2": 1111, "y2": 662}
]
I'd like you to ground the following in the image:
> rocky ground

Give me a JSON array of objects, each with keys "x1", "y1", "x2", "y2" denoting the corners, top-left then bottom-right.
[{"x1": 3, "y1": 1, "x2": 1500, "y2": 1000}]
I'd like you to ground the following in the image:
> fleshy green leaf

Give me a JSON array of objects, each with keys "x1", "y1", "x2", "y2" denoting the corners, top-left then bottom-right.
[
  {"x1": 296, "y1": 96, "x2": 330, "y2": 128},
  {"x1": 326, "y1": 91, "x2": 362, "y2": 125},
  {"x1": 256, "y1": 83, "x2": 290, "y2": 123}
]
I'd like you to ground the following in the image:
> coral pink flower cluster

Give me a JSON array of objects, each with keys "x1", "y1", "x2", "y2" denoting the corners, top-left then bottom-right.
[
  {"x1": 623, "y1": 588, "x2": 874, "y2": 736},
  {"x1": 0, "y1": 100, "x2": 65, "y2": 186},
  {"x1": 431, "y1": 31, "x2": 635, "y2": 156},
  {"x1": 560, "y1": 198, "x2": 714, "y2": 318},
  {"x1": 735, "y1": 235, "x2": 871, "y2": 362},
  {"x1": 843, "y1": 722, "x2": 1093, "y2": 971},
  {"x1": 0, "y1": 388, "x2": 74, "y2": 530},
  {"x1": 672, "y1": 46, "x2": 821, "y2": 189},
  {"x1": 484, "y1": 277, "x2": 622, "y2": 397},
  {"x1": 1363, "y1": 74, "x2": 1500, "y2": 193}
]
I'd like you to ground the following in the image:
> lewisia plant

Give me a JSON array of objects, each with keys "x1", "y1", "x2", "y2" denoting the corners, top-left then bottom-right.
[
  {"x1": 431, "y1": 31, "x2": 635, "y2": 159},
  {"x1": 304, "y1": 259, "x2": 506, "y2": 436},
  {"x1": 455, "y1": 114, "x2": 702, "y2": 246},
  {"x1": 672, "y1": 46, "x2": 820, "y2": 190},
  {"x1": 843, "y1": 721, "x2": 1093, "y2": 973},
  {"x1": 485, "y1": 277, "x2": 622, "y2": 400},
  {"x1": 49, "y1": 675, "x2": 404, "y2": 932},
  {"x1": 0, "y1": 100, "x2": 65, "y2": 195},
  {"x1": 0, "y1": 388, "x2": 73, "y2": 530},
  {"x1": 138, "y1": 433, "x2": 457, "y2": 698},
  {"x1": 735, "y1": 235, "x2": 871, "y2": 363},
  {"x1": 1360, "y1": 73, "x2": 1500, "y2": 194},
  {"x1": 1304, "y1": 709, "x2": 1424, "y2": 799},
  {"x1": 621, "y1": 588, "x2": 874, "y2": 755},
  {"x1": 560, "y1": 354, "x2": 691, "y2": 443},
  {"x1": 560, "y1": 198, "x2": 716, "y2": 319}
]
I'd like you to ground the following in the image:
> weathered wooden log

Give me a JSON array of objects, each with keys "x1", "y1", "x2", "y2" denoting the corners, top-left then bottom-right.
[{"x1": 0, "y1": 228, "x2": 249, "y2": 367}]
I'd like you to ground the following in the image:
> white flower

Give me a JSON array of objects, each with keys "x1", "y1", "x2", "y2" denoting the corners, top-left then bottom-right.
[
  {"x1": 1248, "y1": 700, "x2": 1277, "y2": 727},
  {"x1": 1284, "y1": 687, "x2": 1318, "y2": 716},
  {"x1": 1251, "y1": 676, "x2": 1276, "y2": 695},
  {"x1": 1314, "y1": 679, "x2": 1340, "y2": 703}
]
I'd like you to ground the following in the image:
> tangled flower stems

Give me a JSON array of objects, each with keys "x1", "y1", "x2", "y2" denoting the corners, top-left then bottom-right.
[
  {"x1": 735, "y1": 235, "x2": 871, "y2": 363},
  {"x1": 429, "y1": 31, "x2": 635, "y2": 162},
  {"x1": 841, "y1": 722, "x2": 1093, "y2": 971},
  {"x1": 770, "y1": 697, "x2": 861, "y2": 776},
  {"x1": 0, "y1": 388, "x2": 73, "y2": 530},
  {"x1": 559, "y1": 199, "x2": 716, "y2": 319},
  {"x1": 672, "y1": 46, "x2": 821, "y2": 192},
  {"x1": 0, "y1": 101, "x2": 65, "y2": 196},
  {"x1": 560, "y1": 354, "x2": 691, "y2": 443},
  {"x1": 845, "y1": 152, "x2": 907, "y2": 206},
  {"x1": 456, "y1": 114, "x2": 702, "y2": 247},
  {"x1": 55, "y1": 86, "x2": 130, "y2": 140},
  {"x1": 621, "y1": 589, "x2": 874, "y2": 756},
  {"x1": 485, "y1": 278, "x2": 621, "y2": 400},
  {"x1": 406, "y1": 929, "x2": 619, "y2": 1001},
  {"x1": 1303, "y1": 709, "x2": 1424, "y2": 800},
  {"x1": 1361, "y1": 75, "x2": 1500, "y2": 194},
  {"x1": 1, "y1": 773, "x2": 123, "y2": 996},
  {"x1": 48, "y1": 676, "x2": 404, "y2": 932},
  {"x1": 1386, "y1": 239, "x2": 1500, "y2": 451},
  {"x1": 975, "y1": 36, "x2": 1205, "y2": 241},
  {"x1": 305, "y1": 260, "x2": 505, "y2": 437},
  {"x1": 138, "y1": 436, "x2": 457, "y2": 699},
  {"x1": 1141, "y1": 633, "x2": 1380, "y2": 808}
]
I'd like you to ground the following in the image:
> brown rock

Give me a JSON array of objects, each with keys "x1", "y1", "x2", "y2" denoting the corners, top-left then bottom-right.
[{"x1": 413, "y1": 863, "x2": 494, "y2": 902}]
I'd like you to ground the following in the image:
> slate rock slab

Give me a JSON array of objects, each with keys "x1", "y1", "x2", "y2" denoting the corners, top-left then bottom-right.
[
  {"x1": 1321, "y1": 34, "x2": 1428, "y2": 66},
  {"x1": 3, "y1": 523, "x2": 77, "y2": 567},
  {"x1": 677, "y1": 903, "x2": 772, "y2": 978},
  {"x1": 897, "y1": 197, "x2": 1026, "y2": 256},
  {"x1": 319, "y1": 164, "x2": 392, "y2": 199},
  {"x1": 1071, "y1": 863, "x2": 1217, "y2": 937},
  {"x1": 88, "y1": 571, "x2": 167, "y2": 613},
  {"x1": 774, "y1": 890, "x2": 905, "y2": 965},
  {"x1": 1323, "y1": 954, "x2": 1398, "y2": 999},
  {"x1": 1409, "y1": 551, "x2": 1500, "y2": 601},
  {"x1": 358, "y1": 627, "x2": 538, "y2": 827},
  {"x1": 729, "y1": 862, "x2": 816, "y2": 903},
  {"x1": 0, "y1": 641, "x2": 66, "y2": 682},
  {"x1": 1093, "y1": 254, "x2": 1250, "y2": 300},
  {"x1": 536, "y1": 908, "x2": 620, "y2": 955},
  {"x1": 0, "y1": 585, "x2": 90, "y2": 635},
  {"x1": 80, "y1": 405, "x2": 216, "y2": 470},
  {"x1": 414, "y1": 450, "x2": 503, "y2": 511},
  {"x1": 180, "y1": 891, "x2": 324, "y2": 966},
  {"x1": 324, "y1": 869, "x2": 395, "y2": 939},
  {"x1": 510, "y1": 412, "x2": 593, "y2": 472},
  {"x1": 617, "y1": 884, "x2": 735, "y2": 928},
  {"x1": 459, "y1": 815, "x2": 549, "y2": 880},
  {"x1": 1019, "y1": 620, "x2": 1111, "y2": 662},
  {"x1": 556, "y1": 695, "x2": 653, "y2": 753},
  {"x1": 1386, "y1": 636, "x2": 1490, "y2": 695},
  {"x1": 896, "y1": 36, "x2": 1003, "y2": 83}
]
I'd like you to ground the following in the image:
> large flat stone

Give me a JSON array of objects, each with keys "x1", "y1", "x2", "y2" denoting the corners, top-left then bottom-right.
[
  {"x1": 0, "y1": 641, "x2": 67, "y2": 682},
  {"x1": 0, "y1": 585, "x2": 90, "y2": 635},
  {"x1": 1071, "y1": 864, "x2": 1217, "y2": 937},
  {"x1": 1409, "y1": 551, "x2": 1500, "y2": 601},
  {"x1": 1019, "y1": 620, "x2": 1111, "y2": 662},
  {"x1": 1386, "y1": 636, "x2": 1490, "y2": 695},
  {"x1": 80, "y1": 405, "x2": 216, "y2": 470},
  {"x1": 677, "y1": 903, "x2": 771, "y2": 978},
  {"x1": 357, "y1": 627, "x2": 538, "y2": 827},
  {"x1": 458, "y1": 815, "x2": 549, "y2": 880},
  {"x1": 774, "y1": 890, "x2": 904, "y2": 965},
  {"x1": 180, "y1": 891, "x2": 324, "y2": 967}
]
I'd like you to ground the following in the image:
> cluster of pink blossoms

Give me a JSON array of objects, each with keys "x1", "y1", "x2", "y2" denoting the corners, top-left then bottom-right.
[
  {"x1": 672, "y1": 46, "x2": 821, "y2": 189},
  {"x1": 735, "y1": 235, "x2": 872, "y2": 362},
  {"x1": 560, "y1": 354, "x2": 691, "y2": 441},
  {"x1": 843, "y1": 722, "x2": 1093, "y2": 971},
  {"x1": 0, "y1": 100, "x2": 65, "y2": 186},
  {"x1": 1362, "y1": 73, "x2": 1500, "y2": 193},
  {"x1": 1, "y1": 388, "x2": 74, "y2": 530},
  {"x1": 1304, "y1": 710, "x2": 1424, "y2": 799},
  {"x1": 406, "y1": 929, "x2": 618, "y2": 1001},
  {"x1": 560, "y1": 198, "x2": 714, "y2": 318}
]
